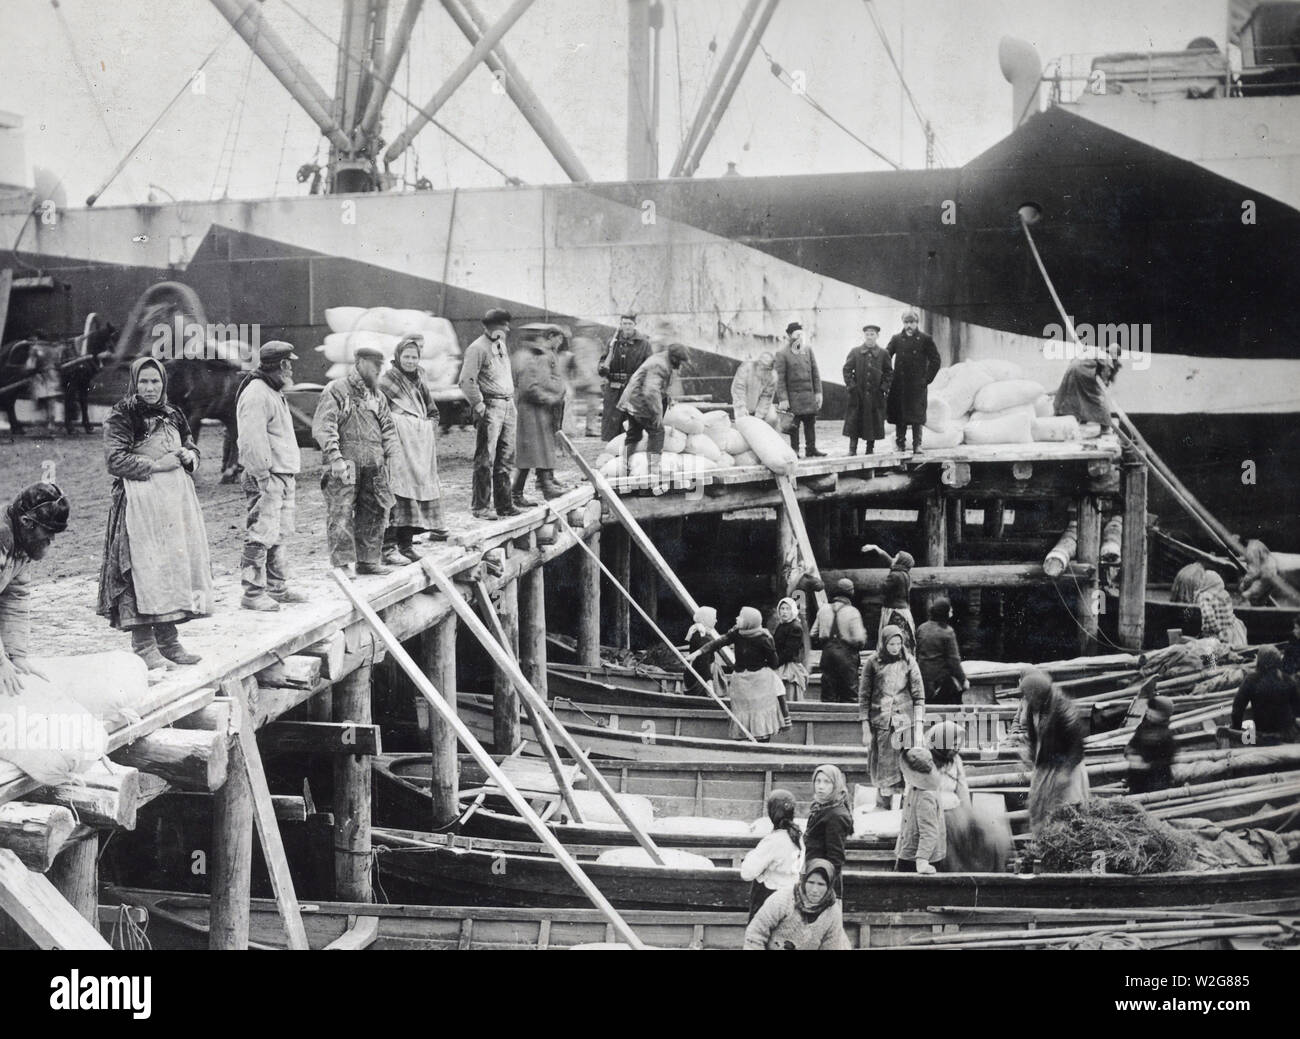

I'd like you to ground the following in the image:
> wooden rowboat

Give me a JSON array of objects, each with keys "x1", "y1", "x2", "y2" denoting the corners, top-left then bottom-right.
[
  {"x1": 370, "y1": 826, "x2": 1300, "y2": 914},
  {"x1": 103, "y1": 888, "x2": 1292, "y2": 949},
  {"x1": 1141, "y1": 585, "x2": 1296, "y2": 647}
]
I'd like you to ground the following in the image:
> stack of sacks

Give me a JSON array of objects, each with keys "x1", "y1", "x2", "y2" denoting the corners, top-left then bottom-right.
[
  {"x1": 594, "y1": 402, "x2": 723, "y2": 481},
  {"x1": 733, "y1": 415, "x2": 798, "y2": 477},
  {"x1": 318, "y1": 307, "x2": 460, "y2": 387},
  {"x1": 927, "y1": 359, "x2": 1086, "y2": 446}
]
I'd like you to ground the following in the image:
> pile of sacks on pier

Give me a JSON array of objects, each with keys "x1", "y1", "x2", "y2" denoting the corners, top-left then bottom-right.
[
  {"x1": 594, "y1": 404, "x2": 802, "y2": 481},
  {"x1": 899, "y1": 359, "x2": 1103, "y2": 448},
  {"x1": 317, "y1": 306, "x2": 461, "y2": 387}
]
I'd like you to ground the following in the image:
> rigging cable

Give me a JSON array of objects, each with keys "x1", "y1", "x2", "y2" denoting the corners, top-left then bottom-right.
[
  {"x1": 756, "y1": 42, "x2": 901, "y2": 170},
  {"x1": 860, "y1": 0, "x2": 950, "y2": 167},
  {"x1": 277, "y1": 0, "x2": 524, "y2": 185}
]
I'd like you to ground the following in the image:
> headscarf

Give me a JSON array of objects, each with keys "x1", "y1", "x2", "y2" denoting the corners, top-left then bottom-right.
[
  {"x1": 766, "y1": 788, "x2": 803, "y2": 847},
  {"x1": 736, "y1": 605, "x2": 766, "y2": 637},
  {"x1": 686, "y1": 605, "x2": 719, "y2": 642},
  {"x1": 926, "y1": 720, "x2": 965, "y2": 764},
  {"x1": 776, "y1": 597, "x2": 798, "y2": 623},
  {"x1": 382, "y1": 338, "x2": 433, "y2": 413},
  {"x1": 7, "y1": 482, "x2": 70, "y2": 541},
  {"x1": 792, "y1": 859, "x2": 837, "y2": 921},
  {"x1": 1256, "y1": 644, "x2": 1283, "y2": 675},
  {"x1": 810, "y1": 763, "x2": 851, "y2": 812},
  {"x1": 878, "y1": 624, "x2": 905, "y2": 663},
  {"x1": 891, "y1": 551, "x2": 915, "y2": 572},
  {"x1": 126, "y1": 356, "x2": 169, "y2": 417},
  {"x1": 1018, "y1": 668, "x2": 1053, "y2": 712},
  {"x1": 1171, "y1": 562, "x2": 1206, "y2": 605},
  {"x1": 1198, "y1": 571, "x2": 1227, "y2": 596}
]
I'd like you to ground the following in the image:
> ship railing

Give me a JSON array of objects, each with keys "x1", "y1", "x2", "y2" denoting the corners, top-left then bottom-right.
[{"x1": 1045, "y1": 47, "x2": 1300, "y2": 105}]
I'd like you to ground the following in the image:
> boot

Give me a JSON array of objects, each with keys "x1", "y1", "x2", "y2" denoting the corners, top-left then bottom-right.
[
  {"x1": 648, "y1": 453, "x2": 665, "y2": 495},
  {"x1": 241, "y1": 591, "x2": 281, "y2": 612},
  {"x1": 538, "y1": 470, "x2": 565, "y2": 500},
  {"x1": 847, "y1": 438, "x2": 858, "y2": 456},
  {"x1": 155, "y1": 622, "x2": 201, "y2": 665},
  {"x1": 131, "y1": 627, "x2": 173, "y2": 670},
  {"x1": 393, "y1": 530, "x2": 421, "y2": 563},
  {"x1": 511, "y1": 470, "x2": 536, "y2": 508},
  {"x1": 382, "y1": 546, "x2": 409, "y2": 567},
  {"x1": 777, "y1": 694, "x2": 792, "y2": 731},
  {"x1": 268, "y1": 587, "x2": 308, "y2": 604},
  {"x1": 356, "y1": 561, "x2": 396, "y2": 576}
]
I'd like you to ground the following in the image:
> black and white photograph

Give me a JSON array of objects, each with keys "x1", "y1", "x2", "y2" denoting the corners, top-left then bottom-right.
[{"x1": 0, "y1": 0, "x2": 1296, "y2": 988}]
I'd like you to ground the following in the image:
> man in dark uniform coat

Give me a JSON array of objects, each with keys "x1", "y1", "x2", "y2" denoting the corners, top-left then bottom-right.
[
  {"x1": 842, "y1": 323, "x2": 893, "y2": 456},
  {"x1": 886, "y1": 309, "x2": 941, "y2": 452},
  {"x1": 597, "y1": 314, "x2": 651, "y2": 441}
]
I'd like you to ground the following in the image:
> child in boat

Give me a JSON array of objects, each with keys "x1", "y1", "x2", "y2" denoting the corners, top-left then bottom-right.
[
  {"x1": 740, "y1": 789, "x2": 804, "y2": 919},
  {"x1": 743, "y1": 859, "x2": 850, "y2": 950},
  {"x1": 804, "y1": 763, "x2": 854, "y2": 896},
  {"x1": 894, "y1": 746, "x2": 945, "y2": 874},
  {"x1": 687, "y1": 606, "x2": 784, "y2": 741},
  {"x1": 683, "y1": 605, "x2": 721, "y2": 697},
  {"x1": 1125, "y1": 695, "x2": 1176, "y2": 794}
]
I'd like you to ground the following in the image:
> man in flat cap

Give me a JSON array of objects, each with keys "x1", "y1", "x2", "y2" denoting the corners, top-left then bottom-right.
[
  {"x1": 842, "y1": 323, "x2": 893, "y2": 456},
  {"x1": 459, "y1": 308, "x2": 520, "y2": 519},
  {"x1": 597, "y1": 313, "x2": 650, "y2": 442},
  {"x1": 0, "y1": 482, "x2": 69, "y2": 696},
  {"x1": 886, "y1": 309, "x2": 941, "y2": 454},
  {"x1": 313, "y1": 344, "x2": 399, "y2": 574},
  {"x1": 774, "y1": 321, "x2": 825, "y2": 457},
  {"x1": 236, "y1": 340, "x2": 307, "y2": 610},
  {"x1": 618, "y1": 343, "x2": 690, "y2": 492}
]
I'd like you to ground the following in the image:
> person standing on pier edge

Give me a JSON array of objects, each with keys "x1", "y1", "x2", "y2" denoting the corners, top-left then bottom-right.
[
  {"x1": 312, "y1": 346, "x2": 399, "y2": 575},
  {"x1": 618, "y1": 343, "x2": 690, "y2": 492},
  {"x1": 886, "y1": 310, "x2": 940, "y2": 453},
  {"x1": 511, "y1": 324, "x2": 569, "y2": 506},
  {"x1": 98, "y1": 357, "x2": 213, "y2": 668},
  {"x1": 459, "y1": 309, "x2": 521, "y2": 520},
  {"x1": 597, "y1": 314, "x2": 650, "y2": 441},
  {"x1": 915, "y1": 597, "x2": 968, "y2": 704},
  {"x1": 812, "y1": 578, "x2": 867, "y2": 703},
  {"x1": 236, "y1": 341, "x2": 307, "y2": 611},
  {"x1": 860, "y1": 623, "x2": 926, "y2": 809},
  {"x1": 378, "y1": 335, "x2": 449, "y2": 566},
  {"x1": 730, "y1": 352, "x2": 779, "y2": 427},
  {"x1": 804, "y1": 764, "x2": 853, "y2": 896},
  {"x1": 842, "y1": 323, "x2": 892, "y2": 456},
  {"x1": 0, "y1": 483, "x2": 68, "y2": 696},
  {"x1": 687, "y1": 606, "x2": 784, "y2": 741},
  {"x1": 773, "y1": 596, "x2": 808, "y2": 711},
  {"x1": 774, "y1": 322, "x2": 824, "y2": 457},
  {"x1": 1014, "y1": 669, "x2": 1090, "y2": 831}
]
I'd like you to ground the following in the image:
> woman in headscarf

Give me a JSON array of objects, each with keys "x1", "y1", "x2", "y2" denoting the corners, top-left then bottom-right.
[
  {"x1": 1231, "y1": 646, "x2": 1300, "y2": 745},
  {"x1": 859, "y1": 624, "x2": 925, "y2": 808},
  {"x1": 687, "y1": 606, "x2": 783, "y2": 740},
  {"x1": 740, "y1": 789, "x2": 804, "y2": 919},
  {"x1": 803, "y1": 763, "x2": 854, "y2": 895},
  {"x1": 1014, "y1": 669, "x2": 1090, "y2": 831},
  {"x1": 683, "y1": 605, "x2": 721, "y2": 698},
  {"x1": 378, "y1": 336, "x2": 448, "y2": 565},
  {"x1": 811, "y1": 578, "x2": 866, "y2": 703},
  {"x1": 928, "y1": 720, "x2": 1012, "y2": 872},
  {"x1": 772, "y1": 597, "x2": 806, "y2": 726},
  {"x1": 1170, "y1": 561, "x2": 1206, "y2": 634},
  {"x1": 1125, "y1": 695, "x2": 1176, "y2": 794},
  {"x1": 743, "y1": 859, "x2": 850, "y2": 950},
  {"x1": 97, "y1": 357, "x2": 213, "y2": 669},
  {"x1": 1195, "y1": 571, "x2": 1247, "y2": 648},
  {"x1": 861, "y1": 544, "x2": 917, "y2": 651}
]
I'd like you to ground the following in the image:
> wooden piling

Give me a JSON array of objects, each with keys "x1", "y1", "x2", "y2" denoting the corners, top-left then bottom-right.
[
  {"x1": 1119, "y1": 454, "x2": 1149, "y2": 650},
  {"x1": 422, "y1": 615, "x2": 459, "y2": 829},
  {"x1": 492, "y1": 577, "x2": 521, "y2": 753},
  {"x1": 333, "y1": 665, "x2": 372, "y2": 903},
  {"x1": 209, "y1": 737, "x2": 253, "y2": 950},
  {"x1": 947, "y1": 496, "x2": 963, "y2": 544},
  {"x1": 48, "y1": 834, "x2": 97, "y2": 927},
  {"x1": 924, "y1": 492, "x2": 947, "y2": 567},
  {"x1": 577, "y1": 530, "x2": 601, "y2": 665},
  {"x1": 519, "y1": 564, "x2": 548, "y2": 698},
  {"x1": 609, "y1": 526, "x2": 631, "y2": 650},
  {"x1": 1076, "y1": 495, "x2": 1103, "y2": 654},
  {"x1": 812, "y1": 503, "x2": 832, "y2": 564}
]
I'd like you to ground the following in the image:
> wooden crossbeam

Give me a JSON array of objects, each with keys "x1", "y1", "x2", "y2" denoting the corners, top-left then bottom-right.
[
  {"x1": 222, "y1": 679, "x2": 309, "y2": 951},
  {"x1": 260, "y1": 720, "x2": 383, "y2": 756},
  {"x1": 0, "y1": 848, "x2": 110, "y2": 949}
]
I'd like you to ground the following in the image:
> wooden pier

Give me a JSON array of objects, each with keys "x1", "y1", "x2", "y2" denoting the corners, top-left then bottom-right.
[{"x1": 0, "y1": 432, "x2": 1144, "y2": 948}]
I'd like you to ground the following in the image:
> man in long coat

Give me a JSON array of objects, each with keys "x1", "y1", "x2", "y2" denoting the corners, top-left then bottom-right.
[
  {"x1": 886, "y1": 310, "x2": 941, "y2": 453},
  {"x1": 512, "y1": 325, "x2": 568, "y2": 505},
  {"x1": 597, "y1": 314, "x2": 651, "y2": 441},
  {"x1": 774, "y1": 322, "x2": 824, "y2": 457},
  {"x1": 841, "y1": 324, "x2": 892, "y2": 455}
]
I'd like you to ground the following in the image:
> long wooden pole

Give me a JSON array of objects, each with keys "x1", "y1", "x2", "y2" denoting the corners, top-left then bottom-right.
[
  {"x1": 472, "y1": 580, "x2": 586, "y2": 824},
  {"x1": 210, "y1": 720, "x2": 253, "y2": 950},
  {"x1": 330, "y1": 568, "x2": 647, "y2": 946},
  {"x1": 414, "y1": 561, "x2": 669, "y2": 864},
  {"x1": 332, "y1": 666, "x2": 373, "y2": 904},
  {"x1": 421, "y1": 615, "x2": 459, "y2": 828}
]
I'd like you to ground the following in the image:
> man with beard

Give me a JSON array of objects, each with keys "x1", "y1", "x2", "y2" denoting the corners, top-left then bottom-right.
[
  {"x1": 236, "y1": 341, "x2": 307, "y2": 610},
  {"x1": 597, "y1": 314, "x2": 651, "y2": 441},
  {"x1": 0, "y1": 483, "x2": 69, "y2": 697},
  {"x1": 312, "y1": 346, "x2": 399, "y2": 575}
]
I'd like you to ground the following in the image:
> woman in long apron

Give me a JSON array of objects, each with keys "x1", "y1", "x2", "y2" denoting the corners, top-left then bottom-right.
[
  {"x1": 97, "y1": 357, "x2": 214, "y2": 669},
  {"x1": 379, "y1": 337, "x2": 448, "y2": 564},
  {"x1": 859, "y1": 624, "x2": 925, "y2": 808},
  {"x1": 688, "y1": 606, "x2": 784, "y2": 741}
]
